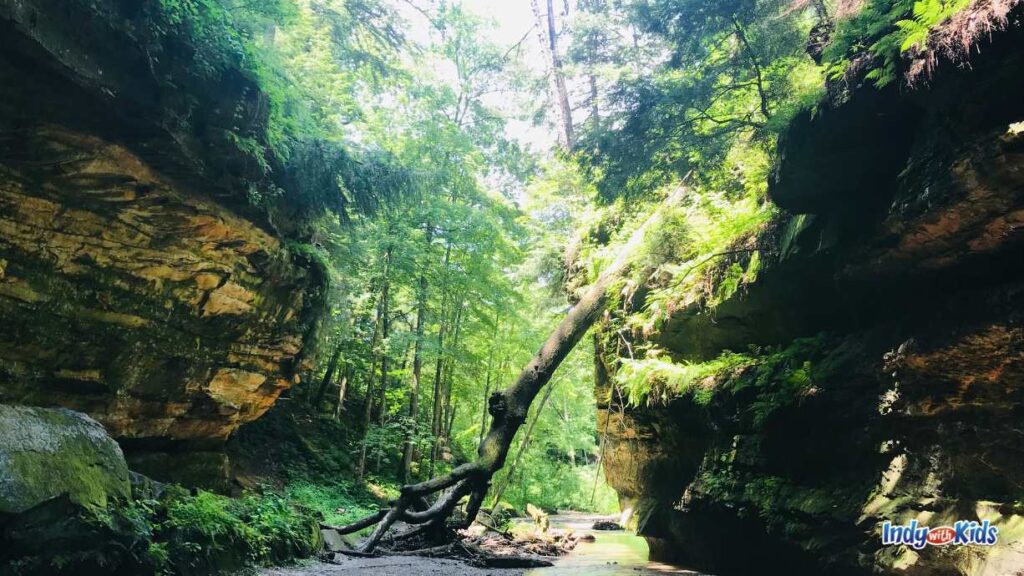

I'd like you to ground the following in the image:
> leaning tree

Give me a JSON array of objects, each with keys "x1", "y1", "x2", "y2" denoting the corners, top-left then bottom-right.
[{"x1": 334, "y1": 191, "x2": 682, "y2": 553}]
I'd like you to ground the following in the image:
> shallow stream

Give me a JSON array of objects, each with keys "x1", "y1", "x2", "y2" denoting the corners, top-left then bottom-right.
[{"x1": 529, "y1": 514, "x2": 706, "y2": 575}]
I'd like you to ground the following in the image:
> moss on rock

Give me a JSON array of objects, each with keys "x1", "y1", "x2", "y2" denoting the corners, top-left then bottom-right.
[{"x1": 0, "y1": 404, "x2": 129, "y2": 514}]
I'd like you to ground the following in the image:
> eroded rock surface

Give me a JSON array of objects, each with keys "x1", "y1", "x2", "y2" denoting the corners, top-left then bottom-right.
[
  {"x1": 0, "y1": 2, "x2": 323, "y2": 450},
  {"x1": 0, "y1": 128, "x2": 312, "y2": 442},
  {"x1": 597, "y1": 21, "x2": 1024, "y2": 576}
]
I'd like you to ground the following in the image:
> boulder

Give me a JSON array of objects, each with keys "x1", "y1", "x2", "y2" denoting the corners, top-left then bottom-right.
[
  {"x1": 320, "y1": 528, "x2": 358, "y2": 552},
  {"x1": 0, "y1": 404, "x2": 130, "y2": 514}
]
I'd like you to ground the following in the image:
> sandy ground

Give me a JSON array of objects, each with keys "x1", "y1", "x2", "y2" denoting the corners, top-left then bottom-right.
[{"x1": 262, "y1": 556, "x2": 522, "y2": 576}]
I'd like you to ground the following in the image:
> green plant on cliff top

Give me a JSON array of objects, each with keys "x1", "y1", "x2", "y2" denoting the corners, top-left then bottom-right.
[
  {"x1": 616, "y1": 349, "x2": 754, "y2": 407},
  {"x1": 615, "y1": 335, "x2": 828, "y2": 416},
  {"x1": 823, "y1": 0, "x2": 973, "y2": 87},
  {"x1": 636, "y1": 190, "x2": 773, "y2": 333}
]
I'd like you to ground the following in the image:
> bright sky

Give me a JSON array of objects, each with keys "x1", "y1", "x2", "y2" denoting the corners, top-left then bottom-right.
[
  {"x1": 462, "y1": 0, "x2": 537, "y2": 46},
  {"x1": 399, "y1": 0, "x2": 561, "y2": 153},
  {"x1": 465, "y1": 0, "x2": 560, "y2": 152}
]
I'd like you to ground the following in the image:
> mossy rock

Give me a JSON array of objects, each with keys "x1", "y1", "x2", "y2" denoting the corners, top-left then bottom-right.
[{"x1": 0, "y1": 404, "x2": 130, "y2": 514}]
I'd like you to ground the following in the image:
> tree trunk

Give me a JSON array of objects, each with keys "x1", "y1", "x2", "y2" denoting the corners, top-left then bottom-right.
[
  {"x1": 439, "y1": 301, "x2": 464, "y2": 460},
  {"x1": 428, "y1": 241, "x2": 453, "y2": 477},
  {"x1": 313, "y1": 344, "x2": 343, "y2": 410},
  {"x1": 357, "y1": 248, "x2": 391, "y2": 482},
  {"x1": 342, "y1": 192, "x2": 680, "y2": 552},
  {"x1": 530, "y1": 0, "x2": 574, "y2": 149},
  {"x1": 427, "y1": 322, "x2": 446, "y2": 476},
  {"x1": 478, "y1": 317, "x2": 499, "y2": 448},
  {"x1": 374, "y1": 247, "x2": 393, "y2": 472},
  {"x1": 333, "y1": 364, "x2": 350, "y2": 420},
  {"x1": 402, "y1": 266, "x2": 430, "y2": 482},
  {"x1": 731, "y1": 16, "x2": 771, "y2": 121},
  {"x1": 489, "y1": 377, "x2": 557, "y2": 508},
  {"x1": 588, "y1": 74, "x2": 599, "y2": 128}
]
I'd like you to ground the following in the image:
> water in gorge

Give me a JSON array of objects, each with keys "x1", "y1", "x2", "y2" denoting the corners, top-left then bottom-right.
[{"x1": 528, "y1": 515, "x2": 706, "y2": 576}]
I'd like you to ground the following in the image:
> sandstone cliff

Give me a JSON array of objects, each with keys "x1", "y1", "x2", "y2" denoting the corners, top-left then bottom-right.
[
  {"x1": 0, "y1": 2, "x2": 325, "y2": 452},
  {"x1": 596, "y1": 18, "x2": 1024, "y2": 576}
]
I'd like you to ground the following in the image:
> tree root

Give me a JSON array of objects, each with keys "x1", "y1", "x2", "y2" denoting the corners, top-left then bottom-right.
[{"x1": 385, "y1": 539, "x2": 554, "y2": 568}]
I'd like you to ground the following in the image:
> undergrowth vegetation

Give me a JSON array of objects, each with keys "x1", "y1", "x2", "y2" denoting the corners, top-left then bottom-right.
[
  {"x1": 3, "y1": 485, "x2": 320, "y2": 576},
  {"x1": 613, "y1": 335, "x2": 831, "y2": 427}
]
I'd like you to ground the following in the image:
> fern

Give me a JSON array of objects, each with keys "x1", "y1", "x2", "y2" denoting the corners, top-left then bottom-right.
[
  {"x1": 615, "y1": 349, "x2": 753, "y2": 406},
  {"x1": 823, "y1": 0, "x2": 974, "y2": 87},
  {"x1": 897, "y1": 0, "x2": 972, "y2": 52}
]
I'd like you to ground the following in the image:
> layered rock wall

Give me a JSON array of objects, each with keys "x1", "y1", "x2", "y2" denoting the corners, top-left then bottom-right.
[
  {"x1": 0, "y1": 2, "x2": 324, "y2": 451},
  {"x1": 597, "y1": 21, "x2": 1024, "y2": 576}
]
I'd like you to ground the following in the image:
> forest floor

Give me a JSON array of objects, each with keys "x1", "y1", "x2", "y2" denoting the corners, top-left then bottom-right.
[
  {"x1": 263, "y1": 513, "x2": 705, "y2": 576},
  {"x1": 262, "y1": 556, "x2": 523, "y2": 576}
]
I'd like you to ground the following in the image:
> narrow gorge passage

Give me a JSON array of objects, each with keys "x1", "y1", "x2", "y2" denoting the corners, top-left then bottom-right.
[{"x1": 2, "y1": 1, "x2": 1024, "y2": 576}]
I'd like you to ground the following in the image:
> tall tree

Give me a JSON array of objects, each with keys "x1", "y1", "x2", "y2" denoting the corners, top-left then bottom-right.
[
  {"x1": 401, "y1": 227, "x2": 432, "y2": 482},
  {"x1": 531, "y1": 0, "x2": 575, "y2": 148},
  {"x1": 357, "y1": 248, "x2": 390, "y2": 482}
]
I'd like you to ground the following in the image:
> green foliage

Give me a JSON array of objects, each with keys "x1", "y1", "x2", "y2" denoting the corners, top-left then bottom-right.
[
  {"x1": 229, "y1": 402, "x2": 399, "y2": 532},
  {"x1": 614, "y1": 335, "x2": 830, "y2": 425},
  {"x1": 616, "y1": 350, "x2": 753, "y2": 407},
  {"x1": 573, "y1": 0, "x2": 823, "y2": 200},
  {"x1": 285, "y1": 479, "x2": 396, "y2": 527},
  {"x1": 822, "y1": 0, "x2": 972, "y2": 87},
  {"x1": 150, "y1": 489, "x2": 315, "y2": 572},
  {"x1": 578, "y1": 167, "x2": 775, "y2": 337},
  {"x1": 2, "y1": 487, "x2": 320, "y2": 575}
]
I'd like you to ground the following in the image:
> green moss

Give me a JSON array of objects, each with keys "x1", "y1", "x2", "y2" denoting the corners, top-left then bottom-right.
[
  {"x1": 0, "y1": 405, "x2": 130, "y2": 514},
  {"x1": 696, "y1": 468, "x2": 868, "y2": 543}
]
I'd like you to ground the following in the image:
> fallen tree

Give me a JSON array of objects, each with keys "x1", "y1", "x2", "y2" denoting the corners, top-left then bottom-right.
[{"x1": 334, "y1": 190, "x2": 682, "y2": 553}]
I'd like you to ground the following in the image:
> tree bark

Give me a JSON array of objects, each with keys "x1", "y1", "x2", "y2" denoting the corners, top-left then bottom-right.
[
  {"x1": 730, "y1": 16, "x2": 771, "y2": 121},
  {"x1": 313, "y1": 344, "x2": 343, "y2": 410},
  {"x1": 357, "y1": 247, "x2": 391, "y2": 482},
  {"x1": 428, "y1": 241, "x2": 452, "y2": 477},
  {"x1": 588, "y1": 74, "x2": 599, "y2": 128},
  {"x1": 489, "y1": 377, "x2": 557, "y2": 508},
  {"x1": 439, "y1": 301, "x2": 464, "y2": 457},
  {"x1": 374, "y1": 246, "x2": 394, "y2": 472},
  {"x1": 530, "y1": 0, "x2": 574, "y2": 149},
  {"x1": 333, "y1": 364, "x2": 350, "y2": 420},
  {"x1": 478, "y1": 317, "x2": 499, "y2": 448},
  {"x1": 402, "y1": 260, "x2": 430, "y2": 482}
]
